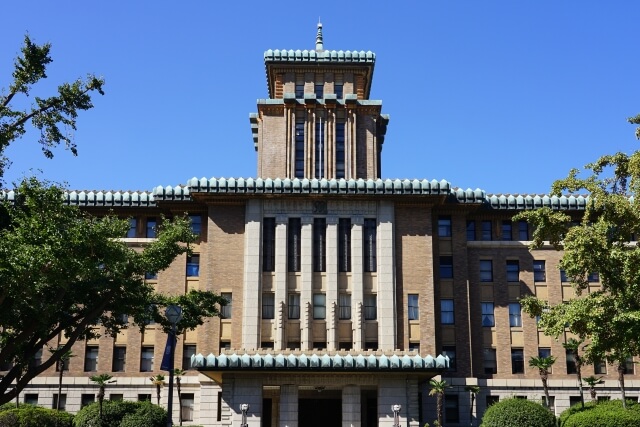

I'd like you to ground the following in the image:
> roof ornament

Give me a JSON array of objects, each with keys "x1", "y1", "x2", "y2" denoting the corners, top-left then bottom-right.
[{"x1": 315, "y1": 19, "x2": 324, "y2": 51}]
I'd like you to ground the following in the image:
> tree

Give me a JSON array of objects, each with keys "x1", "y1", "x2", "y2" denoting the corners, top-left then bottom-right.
[
  {"x1": 49, "y1": 347, "x2": 73, "y2": 411},
  {"x1": 0, "y1": 179, "x2": 227, "y2": 406},
  {"x1": 173, "y1": 368, "x2": 186, "y2": 426},
  {"x1": 563, "y1": 338, "x2": 585, "y2": 408},
  {"x1": 90, "y1": 373, "x2": 115, "y2": 422},
  {"x1": 0, "y1": 35, "x2": 104, "y2": 181},
  {"x1": 528, "y1": 356, "x2": 556, "y2": 409},
  {"x1": 464, "y1": 385, "x2": 480, "y2": 427},
  {"x1": 149, "y1": 374, "x2": 165, "y2": 406},
  {"x1": 582, "y1": 376, "x2": 604, "y2": 403},
  {"x1": 429, "y1": 379, "x2": 449, "y2": 427}
]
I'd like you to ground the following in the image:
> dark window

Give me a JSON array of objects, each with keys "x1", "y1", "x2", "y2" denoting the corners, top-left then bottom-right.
[
  {"x1": 145, "y1": 271, "x2": 157, "y2": 280},
  {"x1": 363, "y1": 219, "x2": 377, "y2": 272},
  {"x1": 569, "y1": 396, "x2": 582, "y2": 407},
  {"x1": 442, "y1": 345, "x2": 456, "y2": 371},
  {"x1": 509, "y1": 303, "x2": 522, "y2": 327},
  {"x1": 295, "y1": 114, "x2": 305, "y2": 178},
  {"x1": 189, "y1": 214, "x2": 202, "y2": 236},
  {"x1": 336, "y1": 121, "x2": 346, "y2": 178},
  {"x1": 566, "y1": 349, "x2": 577, "y2": 374},
  {"x1": 560, "y1": 270, "x2": 569, "y2": 282},
  {"x1": 262, "y1": 218, "x2": 276, "y2": 272},
  {"x1": 84, "y1": 346, "x2": 98, "y2": 372},
  {"x1": 313, "y1": 342, "x2": 327, "y2": 350},
  {"x1": 466, "y1": 220, "x2": 476, "y2": 241},
  {"x1": 534, "y1": 260, "x2": 546, "y2": 282},
  {"x1": 181, "y1": 393, "x2": 195, "y2": 422},
  {"x1": 295, "y1": 82, "x2": 304, "y2": 98},
  {"x1": 313, "y1": 218, "x2": 326, "y2": 272},
  {"x1": 287, "y1": 341, "x2": 301, "y2": 350},
  {"x1": 261, "y1": 342, "x2": 274, "y2": 349},
  {"x1": 539, "y1": 348, "x2": 552, "y2": 359},
  {"x1": 409, "y1": 343, "x2": 420, "y2": 352},
  {"x1": 52, "y1": 394, "x2": 66, "y2": 410},
  {"x1": 138, "y1": 394, "x2": 151, "y2": 402},
  {"x1": 24, "y1": 394, "x2": 38, "y2": 405},
  {"x1": 481, "y1": 303, "x2": 495, "y2": 327},
  {"x1": 364, "y1": 294, "x2": 377, "y2": 320},
  {"x1": 29, "y1": 348, "x2": 42, "y2": 369},
  {"x1": 624, "y1": 356, "x2": 635, "y2": 374},
  {"x1": 315, "y1": 116, "x2": 325, "y2": 179},
  {"x1": 288, "y1": 218, "x2": 302, "y2": 272},
  {"x1": 112, "y1": 346, "x2": 126, "y2": 372},
  {"x1": 501, "y1": 220, "x2": 512, "y2": 241},
  {"x1": 486, "y1": 396, "x2": 500, "y2": 407},
  {"x1": 140, "y1": 346, "x2": 154, "y2": 372},
  {"x1": 110, "y1": 394, "x2": 123, "y2": 401},
  {"x1": 511, "y1": 349, "x2": 524, "y2": 374},
  {"x1": 364, "y1": 341, "x2": 378, "y2": 350},
  {"x1": 338, "y1": 218, "x2": 351, "y2": 272},
  {"x1": 339, "y1": 294, "x2": 351, "y2": 320},
  {"x1": 288, "y1": 293, "x2": 300, "y2": 319},
  {"x1": 588, "y1": 272, "x2": 600, "y2": 282},
  {"x1": 440, "y1": 256, "x2": 453, "y2": 279},
  {"x1": 220, "y1": 293, "x2": 232, "y2": 319},
  {"x1": 445, "y1": 394, "x2": 459, "y2": 423},
  {"x1": 313, "y1": 294, "x2": 326, "y2": 319},
  {"x1": 127, "y1": 217, "x2": 137, "y2": 238},
  {"x1": 262, "y1": 293, "x2": 275, "y2": 319},
  {"x1": 81, "y1": 394, "x2": 95, "y2": 408},
  {"x1": 182, "y1": 345, "x2": 196, "y2": 370},
  {"x1": 518, "y1": 220, "x2": 529, "y2": 240},
  {"x1": 146, "y1": 217, "x2": 156, "y2": 238},
  {"x1": 506, "y1": 260, "x2": 520, "y2": 282},
  {"x1": 186, "y1": 255, "x2": 200, "y2": 277},
  {"x1": 408, "y1": 294, "x2": 419, "y2": 320},
  {"x1": 594, "y1": 359, "x2": 607, "y2": 375},
  {"x1": 334, "y1": 83, "x2": 343, "y2": 99},
  {"x1": 481, "y1": 220, "x2": 492, "y2": 241},
  {"x1": 441, "y1": 299, "x2": 455, "y2": 324},
  {"x1": 480, "y1": 260, "x2": 493, "y2": 282},
  {"x1": 339, "y1": 342, "x2": 352, "y2": 350},
  {"x1": 484, "y1": 348, "x2": 497, "y2": 374},
  {"x1": 314, "y1": 82, "x2": 324, "y2": 99},
  {"x1": 438, "y1": 216, "x2": 452, "y2": 237}
]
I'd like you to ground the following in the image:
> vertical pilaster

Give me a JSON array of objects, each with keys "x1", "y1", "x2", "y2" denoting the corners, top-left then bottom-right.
[
  {"x1": 279, "y1": 385, "x2": 299, "y2": 427},
  {"x1": 351, "y1": 216, "x2": 364, "y2": 350},
  {"x1": 301, "y1": 216, "x2": 314, "y2": 349},
  {"x1": 378, "y1": 201, "x2": 396, "y2": 350},
  {"x1": 227, "y1": 376, "x2": 263, "y2": 427},
  {"x1": 342, "y1": 385, "x2": 361, "y2": 427},
  {"x1": 242, "y1": 200, "x2": 262, "y2": 350},
  {"x1": 326, "y1": 216, "x2": 339, "y2": 350},
  {"x1": 274, "y1": 215, "x2": 288, "y2": 351}
]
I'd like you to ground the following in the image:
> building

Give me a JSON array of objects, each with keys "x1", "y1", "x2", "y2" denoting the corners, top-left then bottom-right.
[{"x1": 4, "y1": 23, "x2": 640, "y2": 426}]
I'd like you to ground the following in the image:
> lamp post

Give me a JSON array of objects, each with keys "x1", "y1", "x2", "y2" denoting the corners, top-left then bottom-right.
[
  {"x1": 164, "y1": 305, "x2": 183, "y2": 427},
  {"x1": 392, "y1": 404, "x2": 401, "y2": 427},
  {"x1": 240, "y1": 403, "x2": 249, "y2": 427}
]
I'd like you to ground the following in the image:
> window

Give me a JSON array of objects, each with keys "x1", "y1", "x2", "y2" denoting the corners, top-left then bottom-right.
[
  {"x1": 588, "y1": 272, "x2": 600, "y2": 282},
  {"x1": 534, "y1": 260, "x2": 546, "y2": 282},
  {"x1": 438, "y1": 216, "x2": 452, "y2": 237},
  {"x1": 481, "y1": 220, "x2": 492, "y2": 241},
  {"x1": 288, "y1": 293, "x2": 300, "y2": 319},
  {"x1": 220, "y1": 293, "x2": 232, "y2": 319},
  {"x1": 29, "y1": 347, "x2": 42, "y2": 369},
  {"x1": 441, "y1": 299, "x2": 454, "y2": 325},
  {"x1": 363, "y1": 219, "x2": 377, "y2": 272},
  {"x1": 480, "y1": 260, "x2": 493, "y2": 282},
  {"x1": 486, "y1": 395, "x2": 500, "y2": 407},
  {"x1": 84, "y1": 346, "x2": 98, "y2": 372},
  {"x1": 336, "y1": 120, "x2": 346, "y2": 178},
  {"x1": 506, "y1": 260, "x2": 520, "y2": 282},
  {"x1": 466, "y1": 220, "x2": 476, "y2": 241},
  {"x1": 481, "y1": 303, "x2": 495, "y2": 327},
  {"x1": 511, "y1": 349, "x2": 524, "y2": 374},
  {"x1": 334, "y1": 75, "x2": 344, "y2": 99},
  {"x1": 181, "y1": 393, "x2": 195, "y2": 422},
  {"x1": 594, "y1": 359, "x2": 607, "y2": 375},
  {"x1": 262, "y1": 293, "x2": 275, "y2": 319},
  {"x1": 112, "y1": 346, "x2": 126, "y2": 372},
  {"x1": 313, "y1": 293, "x2": 326, "y2": 320},
  {"x1": 364, "y1": 294, "x2": 377, "y2": 320},
  {"x1": 146, "y1": 217, "x2": 156, "y2": 238},
  {"x1": 313, "y1": 218, "x2": 326, "y2": 272},
  {"x1": 189, "y1": 214, "x2": 202, "y2": 236},
  {"x1": 624, "y1": 356, "x2": 635, "y2": 374},
  {"x1": 145, "y1": 271, "x2": 157, "y2": 280},
  {"x1": 24, "y1": 394, "x2": 38, "y2": 405},
  {"x1": 442, "y1": 345, "x2": 456, "y2": 371},
  {"x1": 338, "y1": 218, "x2": 351, "y2": 272},
  {"x1": 501, "y1": 220, "x2": 512, "y2": 241},
  {"x1": 219, "y1": 341, "x2": 231, "y2": 352},
  {"x1": 287, "y1": 341, "x2": 301, "y2": 350},
  {"x1": 127, "y1": 217, "x2": 137, "y2": 238},
  {"x1": 569, "y1": 396, "x2": 582, "y2": 407},
  {"x1": 262, "y1": 218, "x2": 276, "y2": 272},
  {"x1": 52, "y1": 394, "x2": 66, "y2": 410},
  {"x1": 445, "y1": 394, "x2": 459, "y2": 423},
  {"x1": 182, "y1": 344, "x2": 196, "y2": 370},
  {"x1": 140, "y1": 346, "x2": 154, "y2": 372},
  {"x1": 339, "y1": 294, "x2": 351, "y2": 320},
  {"x1": 315, "y1": 114, "x2": 326, "y2": 179},
  {"x1": 364, "y1": 341, "x2": 378, "y2": 350},
  {"x1": 518, "y1": 220, "x2": 529, "y2": 240},
  {"x1": 138, "y1": 394, "x2": 151, "y2": 402},
  {"x1": 56, "y1": 356, "x2": 70, "y2": 372},
  {"x1": 560, "y1": 270, "x2": 569, "y2": 282},
  {"x1": 484, "y1": 348, "x2": 497, "y2": 374},
  {"x1": 186, "y1": 254, "x2": 200, "y2": 277},
  {"x1": 295, "y1": 113, "x2": 305, "y2": 178},
  {"x1": 509, "y1": 303, "x2": 522, "y2": 327},
  {"x1": 81, "y1": 394, "x2": 95, "y2": 408},
  {"x1": 539, "y1": 348, "x2": 552, "y2": 359},
  {"x1": 408, "y1": 294, "x2": 419, "y2": 320},
  {"x1": 314, "y1": 82, "x2": 324, "y2": 99},
  {"x1": 288, "y1": 218, "x2": 302, "y2": 272},
  {"x1": 566, "y1": 349, "x2": 577, "y2": 374},
  {"x1": 295, "y1": 78, "x2": 304, "y2": 98},
  {"x1": 313, "y1": 342, "x2": 327, "y2": 350},
  {"x1": 439, "y1": 256, "x2": 453, "y2": 279}
]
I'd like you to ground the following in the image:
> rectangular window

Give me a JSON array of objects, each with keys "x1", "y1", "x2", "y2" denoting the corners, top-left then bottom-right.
[
  {"x1": 445, "y1": 394, "x2": 459, "y2": 423},
  {"x1": 315, "y1": 114, "x2": 325, "y2": 179},
  {"x1": 442, "y1": 345, "x2": 456, "y2": 371},
  {"x1": 313, "y1": 293, "x2": 326, "y2": 320},
  {"x1": 145, "y1": 271, "x2": 157, "y2": 280},
  {"x1": 339, "y1": 294, "x2": 351, "y2": 320},
  {"x1": 24, "y1": 394, "x2": 38, "y2": 405},
  {"x1": 138, "y1": 394, "x2": 151, "y2": 402},
  {"x1": 560, "y1": 270, "x2": 569, "y2": 282},
  {"x1": 314, "y1": 82, "x2": 324, "y2": 99},
  {"x1": 481, "y1": 302, "x2": 495, "y2": 327},
  {"x1": 338, "y1": 218, "x2": 351, "y2": 272},
  {"x1": 441, "y1": 299, "x2": 455, "y2": 325},
  {"x1": 295, "y1": 113, "x2": 305, "y2": 178},
  {"x1": 534, "y1": 260, "x2": 546, "y2": 282},
  {"x1": 334, "y1": 75, "x2": 344, "y2": 99},
  {"x1": 438, "y1": 216, "x2": 452, "y2": 237},
  {"x1": 594, "y1": 359, "x2": 607, "y2": 375},
  {"x1": 506, "y1": 260, "x2": 520, "y2": 282},
  {"x1": 335, "y1": 120, "x2": 346, "y2": 178},
  {"x1": 189, "y1": 214, "x2": 202, "y2": 236},
  {"x1": 262, "y1": 218, "x2": 276, "y2": 272},
  {"x1": 288, "y1": 218, "x2": 302, "y2": 272},
  {"x1": 518, "y1": 220, "x2": 529, "y2": 240},
  {"x1": 52, "y1": 394, "x2": 66, "y2": 410},
  {"x1": 484, "y1": 348, "x2": 497, "y2": 374},
  {"x1": 29, "y1": 347, "x2": 42, "y2": 369},
  {"x1": 288, "y1": 293, "x2": 300, "y2": 319},
  {"x1": 486, "y1": 396, "x2": 500, "y2": 407},
  {"x1": 466, "y1": 220, "x2": 476, "y2": 241},
  {"x1": 81, "y1": 394, "x2": 95, "y2": 408},
  {"x1": 186, "y1": 254, "x2": 200, "y2": 277},
  {"x1": 539, "y1": 347, "x2": 552, "y2": 359},
  {"x1": 480, "y1": 260, "x2": 493, "y2": 282},
  {"x1": 313, "y1": 218, "x2": 326, "y2": 272},
  {"x1": 182, "y1": 345, "x2": 196, "y2": 370},
  {"x1": 140, "y1": 346, "x2": 154, "y2": 372},
  {"x1": 363, "y1": 219, "x2": 377, "y2": 272},
  {"x1": 181, "y1": 393, "x2": 195, "y2": 422},
  {"x1": 566, "y1": 349, "x2": 577, "y2": 374},
  {"x1": 295, "y1": 80, "x2": 304, "y2": 98},
  {"x1": 220, "y1": 293, "x2": 232, "y2": 319},
  {"x1": 588, "y1": 272, "x2": 600, "y2": 282},
  {"x1": 364, "y1": 294, "x2": 377, "y2": 320},
  {"x1": 146, "y1": 217, "x2": 156, "y2": 238},
  {"x1": 84, "y1": 346, "x2": 98, "y2": 372},
  {"x1": 439, "y1": 256, "x2": 453, "y2": 279},
  {"x1": 481, "y1": 220, "x2": 492, "y2": 241},
  {"x1": 624, "y1": 356, "x2": 635, "y2": 374},
  {"x1": 569, "y1": 396, "x2": 582, "y2": 407},
  {"x1": 511, "y1": 348, "x2": 524, "y2": 374},
  {"x1": 110, "y1": 394, "x2": 123, "y2": 401},
  {"x1": 509, "y1": 303, "x2": 522, "y2": 327},
  {"x1": 501, "y1": 220, "x2": 512, "y2": 241},
  {"x1": 262, "y1": 293, "x2": 275, "y2": 319},
  {"x1": 112, "y1": 346, "x2": 126, "y2": 372},
  {"x1": 127, "y1": 217, "x2": 137, "y2": 238},
  {"x1": 408, "y1": 294, "x2": 419, "y2": 320}
]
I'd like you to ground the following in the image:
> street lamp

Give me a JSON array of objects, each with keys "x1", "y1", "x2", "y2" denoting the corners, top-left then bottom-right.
[
  {"x1": 392, "y1": 404, "x2": 401, "y2": 427},
  {"x1": 164, "y1": 305, "x2": 182, "y2": 427},
  {"x1": 240, "y1": 403, "x2": 250, "y2": 427}
]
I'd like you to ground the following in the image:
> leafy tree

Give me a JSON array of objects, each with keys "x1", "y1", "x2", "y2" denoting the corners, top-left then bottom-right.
[
  {"x1": 0, "y1": 179, "x2": 227, "y2": 405},
  {"x1": 480, "y1": 398, "x2": 556, "y2": 427},
  {"x1": 0, "y1": 35, "x2": 104, "y2": 181},
  {"x1": 629, "y1": 113, "x2": 640, "y2": 140},
  {"x1": 465, "y1": 385, "x2": 480, "y2": 427},
  {"x1": 562, "y1": 338, "x2": 585, "y2": 408},
  {"x1": 173, "y1": 368, "x2": 186, "y2": 426},
  {"x1": 149, "y1": 374, "x2": 165, "y2": 406},
  {"x1": 50, "y1": 347, "x2": 74, "y2": 411},
  {"x1": 429, "y1": 379, "x2": 449, "y2": 427},
  {"x1": 90, "y1": 373, "x2": 115, "y2": 422},
  {"x1": 582, "y1": 376, "x2": 604, "y2": 403},
  {"x1": 529, "y1": 356, "x2": 556, "y2": 409}
]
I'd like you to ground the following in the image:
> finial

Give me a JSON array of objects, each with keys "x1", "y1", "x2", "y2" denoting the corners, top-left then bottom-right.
[{"x1": 315, "y1": 20, "x2": 324, "y2": 51}]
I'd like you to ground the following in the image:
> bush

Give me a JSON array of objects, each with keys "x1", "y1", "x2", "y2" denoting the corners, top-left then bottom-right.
[
  {"x1": 560, "y1": 399, "x2": 640, "y2": 427},
  {"x1": 73, "y1": 400, "x2": 166, "y2": 427},
  {"x1": 480, "y1": 398, "x2": 556, "y2": 427},
  {"x1": 0, "y1": 405, "x2": 73, "y2": 427}
]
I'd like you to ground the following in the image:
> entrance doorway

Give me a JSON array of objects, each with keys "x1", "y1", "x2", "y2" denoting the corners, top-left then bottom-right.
[{"x1": 299, "y1": 398, "x2": 341, "y2": 426}]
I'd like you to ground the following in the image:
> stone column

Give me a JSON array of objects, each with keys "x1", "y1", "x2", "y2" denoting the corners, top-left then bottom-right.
[
  {"x1": 342, "y1": 385, "x2": 361, "y2": 427},
  {"x1": 378, "y1": 377, "x2": 420, "y2": 427},
  {"x1": 279, "y1": 384, "x2": 299, "y2": 427},
  {"x1": 274, "y1": 215, "x2": 288, "y2": 351},
  {"x1": 351, "y1": 216, "x2": 364, "y2": 350},
  {"x1": 301, "y1": 216, "x2": 314, "y2": 349},
  {"x1": 242, "y1": 200, "x2": 262, "y2": 350},
  {"x1": 224, "y1": 376, "x2": 263, "y2": 427},
  {"x1": 326, "y1": 216, "x2": 339, "y2": 350},
  {"x1": 377, "y1": 201, "x2": 396, "y2": 350}
]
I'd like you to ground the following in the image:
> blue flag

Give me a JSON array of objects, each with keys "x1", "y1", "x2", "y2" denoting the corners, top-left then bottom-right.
[{"x1": 160, "y1": 332, "x2": 176, "y2": 371}]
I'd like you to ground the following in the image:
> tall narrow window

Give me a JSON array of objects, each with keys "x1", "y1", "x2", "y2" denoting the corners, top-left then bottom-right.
[
  {"x1": 363, "y1": 219, "x2": 377, "y2": 272},
  {"x1": 295, "y1": 112, "x2": 305, "y2": 178},
  {"x1": 146, "y1": 217, "x2": 156, "y2": 238},
  {"x1": 408, "y1": 294, "x2": 419, "y2": 320},
  {"x1": 288, "y1": 293, "x2": 300, "y2": 319},
  {"x1": 364, "y1": 294, "x2": 377, "y2": 320},
  {"x1": 439, "y1": 256, "x2": 453, "y2": 279},
  {"x1": 481, "y1": 302, "x2": 495, "y2": 327},
  {"x1": 501, "y1": 220, "x2": 512, "y2": 241},
  {"x1": 313, "y1": 218, "x2": 326, "y2": 272},
  {"x1": 336, "y1": 118, "x2": 346, "y2": 178},
  {"x1": 506, "y1": 260, "x2": 520, "y2": 282},
  {"x1": 511, "y1": 348, "x2": 524, "y2": 374},
  {"x1": 112, "y1": 347, "x2": 126, "y2": 372},
  {"x1": 481, "y1": 220, "x2": 492, "y2": 241},
  {"x1": 441, "y1": 299, "x2": 455, "y2": 325},
  {"x1": 84, "y1": 346, "x2": 98, "y2": 372},
  {"x1": 189, "y1": 214, "x2": 202, "y2": 236},
  {"x1": 466, "y1": 220, "x2": 476, "y2": 241},
  {"x1": 314, "y1": 82, "x2": 324, "y2": 99},
  {"x1": 262, "y1": 293, "x2": 275, "y2": 319},
  {"x1": 509, "y1": 303, "x2": 522, "y2": 327},
  {"x1": 533, "y1": 260, "x2": 546, "y2": 282},
  {"x1": 479, "y1": 260, "x2": 493, "y2": 282},
  {"x1": 182, "y1": 344, "x2": 196, "y2": 370},
  {"x1": 288, "y1": 218, "x2": 301, "y2": 272},
  {"x1": 518, "y1": 220, "x2": 529, "y2": 240},
  {"x1": 339, "y1": 294, "x2": 351, "y2": 320},
  {"x1": 484, "y1": 348, "x2": 497, "y2": 374},
  {"x1": 338, "y1": 218, "x2": 351, "y2": 272},
  {"x1": 181, "y1": 393, "x2": 195, "y2": 422},
  {"x1": 335, "y1": 74, "x2": 344, "y2": 99},
  {"x1": 127, "y1": 217, "x2": 137, "y2": 238},
  {"x1": 186, "y1": 255, "x2": 200, "y2": 277},
  {"x1": 445, "y1": 395, "x2": 459, "y2": 422},
  {"x1": 313, "y1": 293, "x2": 326, "y2": 319},
  {"x1": 438, "y1": 216, "x2": 452, "y2": 237},
  {"x1": 220, "y1": 293, "x2": 232, "y2": 319},
  {"x1": 140, "y1": 346, "x2": 154, "y2": 372},
  {"x1": 442, "y1": 346, "x2": 457, "y2": 371},
  {"x1": 262, "y1": 218, "x2": 276, "y2": 272},
  {"x1": 566, "y1": 350, "x2": 577, "y2": 374},
  {"x1": 315, "y1": 113, "x2": 325, "y2": 179}
]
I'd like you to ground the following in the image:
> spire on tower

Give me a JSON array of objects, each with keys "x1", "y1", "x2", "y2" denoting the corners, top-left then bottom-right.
[{"x1": 315, "y1": 20, "x2": 324, "y2": 51}]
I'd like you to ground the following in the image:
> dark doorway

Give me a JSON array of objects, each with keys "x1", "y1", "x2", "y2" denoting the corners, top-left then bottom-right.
[
  {"x1": 362, "y1": 390, "x2": 378, "y2": 427},
  {"x1": 299, "y1": 398, "x2": 341, "y2": 427},
  {"x1": 261, "y1": 398, "x2": 272, "y2": 427}
]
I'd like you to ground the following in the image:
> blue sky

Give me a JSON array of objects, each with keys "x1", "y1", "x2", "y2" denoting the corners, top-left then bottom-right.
[{"x1": 1, "y1": 1, "x2": 638, "y2": 195}]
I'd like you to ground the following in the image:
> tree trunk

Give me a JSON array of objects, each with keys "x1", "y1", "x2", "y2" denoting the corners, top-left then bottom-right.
[
  {"x1": 437, "y1": 393, "x2": 443, "y2": 426},
  {"x1": 589, "y1": 387, "x2": 596, "y2": 403},
  {"x1": 56, "y1": 361, "x2": 63, "y2": 410},
  {"x1": 542, "y1": 376, "x2": 550, "y2": 409},
  {"x1": 576, "y1": 359, "x2": 584, "y2": 409},
  {"x1": 156, "y1": 385, "x2": 161, "y2": 406},
  {"x1": 176, "y1": 376, "x2": 183, "y2": 426},
  {"x1": 469, "y1": 393, "x2": 475, "y2": 427},
  {"x1": 98, "y1": 386, "x2": 105, "y2": 421},
  {"x1": 618, "y1": 363, "x2": 627, "y2": 409}
]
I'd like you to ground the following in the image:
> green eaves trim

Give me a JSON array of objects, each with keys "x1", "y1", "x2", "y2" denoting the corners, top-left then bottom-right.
[
  {"x1": 1, "y1": 189, "x2": 158, "y2": 207},
  {"x1": 264, "y1": 49, "x2": 375, "y2": 64}
]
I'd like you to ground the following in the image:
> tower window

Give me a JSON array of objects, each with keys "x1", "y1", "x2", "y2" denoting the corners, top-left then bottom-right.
[
  {"x1": 338, "y1": 218, "x2": 351, "y2": 272},
  {"x1": 295, "y1": 112, "x2": 305, "y2": 178},
  {"x1": 313, "y1": 218, "x2": 326, "y2": 272},
  {"x1": 262, "y1": 218, "x2": 276, "y2": 272},
  {"x1": 288, "y1": 218, "x2": 301, "y2": 272},
  {"x1": 336, "y1": 120, "x2": 346, "y2": 179},
  {"x1": 315, "y1": 115, "x2": 325, "y2": 179},
  {"x1": 363, "y1": 219, "x2": 377, "y2": 272}
]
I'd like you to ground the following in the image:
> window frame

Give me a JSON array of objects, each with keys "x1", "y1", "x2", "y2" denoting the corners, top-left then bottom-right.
[
  {"x1": 408, "y1": 294, "x2": 419, "y2": 320},
  {"x1": 262, "y1": 293, "x2": 275, "y2": 320},
  {"x1": 481, "y1": 302, "x2": 495, "y2": 327},
  {"x1": 479, "y1": 260, "x2": 493, "y2": 282},
  {"x1": 441, "y1": 299, "x2": 455, "y2": 325},
  {"x1": 506, "y1": 260, "x2": 520, "y2": 282},
  {"x1": 509, "y1": 303, "x2": 522, "y2": 327},
  {"x1": 313, "y1": 293, "x2": 326, "y2": 320}
]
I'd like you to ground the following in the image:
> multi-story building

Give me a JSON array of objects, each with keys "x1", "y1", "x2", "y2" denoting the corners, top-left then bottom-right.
[{"x1": 4, "y1": 23, "x2": 639, "y2": 426}]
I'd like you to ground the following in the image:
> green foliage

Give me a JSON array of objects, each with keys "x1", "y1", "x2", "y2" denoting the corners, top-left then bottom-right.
[
  {"x1": 119, "y1": 401, "x2": 166, "y2": 427},
  {"x1": 0, "y1": 405, "x2": 73, "y2": 427},
  {"x1": 73, "y1": 400, "x2": 165, "y2": 427},
  {"x1": 480, "y1": 398, "x2": 556, "y2": 427},
  {"x1": 560, "y1": 399, "x2": 640, "y2": 427}
]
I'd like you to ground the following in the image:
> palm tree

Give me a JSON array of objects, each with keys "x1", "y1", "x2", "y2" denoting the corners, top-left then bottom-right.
[
  {"x1": 149, "y1": 374, "x2": 165, "y2": 406},
  {"x1": 429, "y1": 379, "x2": 449, "y2": 426},
  {"x1": 173, "y1": 368, "x2": 186, "y2": 426},
  {"x1": 582, "y1": 376, "x2": 604, "y2": 403},
  {"x1": 563, "y1": 338, "x2": 585, "y2": 408},
  {"x1": 49, "y1": 348, "x2": 74, "y2": 410},
  {"x1": 90, "y1": 373, "x2": 115, "y2": 422},
  {"x1": 464, "y1": 385, "x2": 480, "y2": 426},
  {"x1": 528, "y1": 355, "x2": 556, "y2": 409}
]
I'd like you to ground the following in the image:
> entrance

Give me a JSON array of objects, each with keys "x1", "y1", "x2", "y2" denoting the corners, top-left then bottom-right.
[{"x1": 299, "y1": 398, "x2": 341, "y2": 427}]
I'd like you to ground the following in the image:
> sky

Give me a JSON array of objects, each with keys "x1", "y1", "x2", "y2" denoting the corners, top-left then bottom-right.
[{"x1": 1, "y1": 1, "x2": 639, "y2": 195}]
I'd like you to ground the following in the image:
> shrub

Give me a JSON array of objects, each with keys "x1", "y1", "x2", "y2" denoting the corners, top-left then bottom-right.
[
  {"x1": 560, "y1": 399, "x2": 640, "y2": 427},
  {"x1": 73, "y1": 399, "x2": 166, "y2": 427},
  {"x1": 480, "y1": 398, "x2": 556, "y2": 427},
  {"x1": 0, "y1": 405, "x2": 73, "y2": 427}
]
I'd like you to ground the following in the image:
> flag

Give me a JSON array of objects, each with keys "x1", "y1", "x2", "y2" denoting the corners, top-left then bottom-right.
[{"x1": 160, "y1": 332, "x2": 176, "y2": 371}]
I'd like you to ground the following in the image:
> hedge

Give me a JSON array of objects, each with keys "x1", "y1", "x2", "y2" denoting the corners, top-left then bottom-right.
[
  {"x1": 73, "y1": 400, "x2": 166, "y2": 427},
  {"x1": 0, "y1": 405, "x2": 73, "y2": 427},
  {"x1": 560, "y1": 399, "x2": 640, "y2": 427},
  {"x1": 480, "y1": 398, "x2": 556, "y2": 427}
]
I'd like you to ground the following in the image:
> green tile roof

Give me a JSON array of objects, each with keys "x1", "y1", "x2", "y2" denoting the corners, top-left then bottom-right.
[{"x1": 264, "y1": 49, "x2": 375, "y2": 64}]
